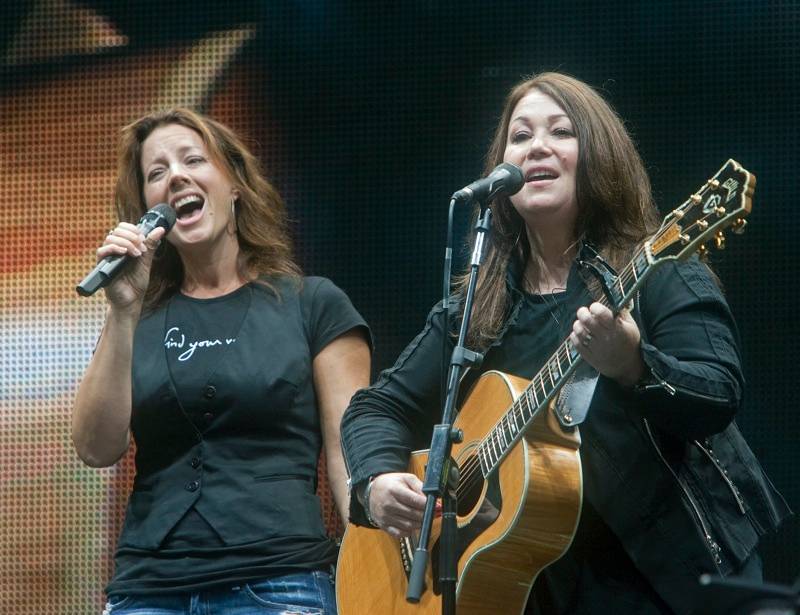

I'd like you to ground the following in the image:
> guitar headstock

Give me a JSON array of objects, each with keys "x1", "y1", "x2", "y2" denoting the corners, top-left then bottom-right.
[{"x1": 648, "y1": 159, "x2": 755, "y2": 262}]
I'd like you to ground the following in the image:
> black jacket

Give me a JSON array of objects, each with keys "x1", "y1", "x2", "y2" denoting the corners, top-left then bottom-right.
[{"x1": 341, "y1": 257, "x2": 790, "y2": 614}]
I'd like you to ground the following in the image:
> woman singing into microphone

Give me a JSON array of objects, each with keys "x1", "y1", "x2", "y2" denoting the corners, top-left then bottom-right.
[{"x1": 72, "y1": 108, "x2": 371, "y2": 614}]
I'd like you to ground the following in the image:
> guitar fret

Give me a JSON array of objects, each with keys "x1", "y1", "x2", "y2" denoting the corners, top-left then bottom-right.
[
  {"x1": 538, "y1": 375, "x2": 549, "y2": 401},
  {"x1": 528, "y1": 385, "x2": 539, "y2": 409},
  {"x1": 550, "y1": 358, "x2": 561, "y2": 382},
  {"x1": 483, "y1": 441, "x2": 494, "y2": 470},
  {"x1": 506, "y1": 411, "x2": 518, "y2": 438},
  {"x1": 501, "y1": 418, "x2": 510, "y2": 443},
  {"x1": 568, "y1": 342, "x2": 580, "y2": 362},
  {"x1": 492, "y1": 427, "x2": 501, "y2": 452},
  {"x1": 514, "y1": 402, "x2": 526, "y2": 430},
  {"x1": 520, "y1": 392, "x2": 530, "y2": 422},
  {"x1": 524, "y1": 390, "x2": 536, "y2": 426},
  {"x1": 497, "y1": 422, "x2": 508, "y2": 449},
  {"x1": 564, "y1": 344, "x2": 574, "y2": 365},
  {"x1": 498, "y1": 413, "x2": 516, "y2": 456},
  {"x1": 479, "y1": 445, "x2": 490, "y2": 475}
]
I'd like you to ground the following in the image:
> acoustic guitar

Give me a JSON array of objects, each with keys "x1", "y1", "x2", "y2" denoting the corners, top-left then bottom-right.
[{"x1": 336, "y1": 160, "x2": 754, "y2": 614}]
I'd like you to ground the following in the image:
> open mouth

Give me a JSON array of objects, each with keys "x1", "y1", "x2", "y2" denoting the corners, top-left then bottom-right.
[
  {"x1": 526, "y1": 170, "x2": 559, "y2": 183},
  {"x1": 173, "y1": 194, "x2": 205, "y2": 224}
]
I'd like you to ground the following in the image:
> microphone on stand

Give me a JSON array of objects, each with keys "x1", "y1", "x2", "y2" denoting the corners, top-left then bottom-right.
[
  {"x1": 76, "y1": 203, "x2": 176, "y2": 297},
  {"x1": 451, "y1": 162, "x2": 524, "y2": 205}
]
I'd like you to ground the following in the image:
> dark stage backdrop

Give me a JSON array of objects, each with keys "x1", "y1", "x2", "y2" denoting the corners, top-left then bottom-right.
[{"x1": 1, "y1": 1, "x2": 797, "y2": 612}]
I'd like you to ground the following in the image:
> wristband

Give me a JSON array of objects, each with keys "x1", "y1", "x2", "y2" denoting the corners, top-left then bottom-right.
[{"x1": 362, "y1": 477, "x2": 380, "y2": 528}]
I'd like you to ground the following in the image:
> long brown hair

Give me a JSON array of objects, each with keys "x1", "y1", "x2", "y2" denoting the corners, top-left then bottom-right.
[
  {"x1": 114, "y1": 108, "x2": 300, "y2": 311},
  {"x1": 459, "y1": 72, "x2": 661, "y2": 348}
]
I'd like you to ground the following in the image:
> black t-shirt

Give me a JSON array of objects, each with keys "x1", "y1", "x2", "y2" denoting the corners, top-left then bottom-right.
[{"x1": 107, "y1": 277, "x2": 370, "y2": 596}]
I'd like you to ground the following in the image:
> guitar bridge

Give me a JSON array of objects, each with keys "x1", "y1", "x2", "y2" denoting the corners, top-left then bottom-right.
[{"x1": 400, "y1": 536, "x2": 415, "y2": 578}]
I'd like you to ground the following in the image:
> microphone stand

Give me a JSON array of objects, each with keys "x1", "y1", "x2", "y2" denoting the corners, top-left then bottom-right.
[{"x1": 406, "y1": 203, "x2": 493, "y2": 615}]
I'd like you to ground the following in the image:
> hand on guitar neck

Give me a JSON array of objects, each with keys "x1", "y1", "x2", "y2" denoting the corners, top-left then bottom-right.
[{"x1": 569, "y1": 302, "x2": 646, "y2": 388}]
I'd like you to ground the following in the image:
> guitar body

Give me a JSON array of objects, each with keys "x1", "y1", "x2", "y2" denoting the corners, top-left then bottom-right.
[{"x1": 336, "y1": 370, "x2": 582, "y2": 615}]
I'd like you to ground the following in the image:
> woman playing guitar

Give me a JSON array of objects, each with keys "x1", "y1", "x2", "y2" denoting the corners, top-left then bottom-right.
[{"x1": 338, "y1": 72, "x2": 789, "y2": 614}]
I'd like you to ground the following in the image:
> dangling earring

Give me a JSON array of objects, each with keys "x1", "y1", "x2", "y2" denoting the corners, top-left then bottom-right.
[{"x1": 229, "y1": 195, "x2": 239, "y2": 236}]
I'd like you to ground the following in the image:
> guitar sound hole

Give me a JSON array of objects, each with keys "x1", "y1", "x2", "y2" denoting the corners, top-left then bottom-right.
[{"x1": 456, "y1": 455, "x2": 485, "y2": 516}]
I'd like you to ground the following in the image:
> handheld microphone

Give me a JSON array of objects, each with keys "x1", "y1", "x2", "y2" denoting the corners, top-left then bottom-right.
[
  {"x1": 451, "y1": 162, "x2": 524, "y2": 204},
  {"x1": 76, "y1": 203, "x2": 177, "y2": 297}
]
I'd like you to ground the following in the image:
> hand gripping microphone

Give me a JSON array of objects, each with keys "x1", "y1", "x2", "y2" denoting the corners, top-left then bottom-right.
[
  {"x1": 451, "y1": 162, "x2": 525, "y2": 204},
  {"x1": 76, "y1": 203, "x2": 177, "y2": 297}
]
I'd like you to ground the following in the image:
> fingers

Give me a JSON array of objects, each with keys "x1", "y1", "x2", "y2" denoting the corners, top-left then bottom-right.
[
  {"x1": 571, "y1": 300, "x2": 643, "y2": 383},
  {"x1": 398, "y1": 473, "x2": 424, "y2": 496},
  {"x1": 370, "y1": 473, "x2": 427, "y2": 538},
  {"x1": 144, "y1": 226, "x2": 166, "y2": 248},
  {"x1": 97, "y1": 223, "x2": 151, "y2": 261},
  {"x1": 569, "y1": 326, "x2": 591, "y2": 349},
  {"x1": 577, "y1": 303, "x2": 614, "y2": 331}
]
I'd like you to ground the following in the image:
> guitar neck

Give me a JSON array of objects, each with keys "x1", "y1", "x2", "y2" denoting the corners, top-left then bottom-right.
[
  {"x1": 475, "y1": 158, "x2": 753, "y2": 479},
  {"x1": 476, "y1": 245, "x2": 653, "y2": 477}
]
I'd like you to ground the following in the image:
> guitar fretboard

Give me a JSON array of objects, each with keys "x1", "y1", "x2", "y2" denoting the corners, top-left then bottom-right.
[
  {"x1": 476, "y1": 245, "x2": 651, "y2": 477},
  {"x1": 470, "y1": 160, "x2": 752, "y2": 479}
]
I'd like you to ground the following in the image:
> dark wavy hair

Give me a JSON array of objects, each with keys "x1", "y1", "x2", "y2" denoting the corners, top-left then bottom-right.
[
  {"x1": 458, "y1": 72, "x2": 661, "y2": 348},
  {"x1": 114, "y1": 108, "x2": 300, "y2": 311}
]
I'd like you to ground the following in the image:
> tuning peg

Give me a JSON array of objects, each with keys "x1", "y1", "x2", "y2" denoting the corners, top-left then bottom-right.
[
  {"x1": 707, "y1": 179, "x2": 720, "y2": 190},
  {"x1": 714, "y1": 232, "x2": 726, "y2": 250},
  {"x1": 715, "y1": 206, "x2": 726, "y2": 217},
  {"x1": 672, "y1": 208, "x2": 685, "y2": 219},
  {"x1": 691, "y1": 194, "x2": 702, "y2": 204},
  {"x1": 697, "y1": 244, "x2": 709, "y2": 262},
  {"x1": 680, "y1": 233, "x2": 691, "y2": 245},
  {"x1": 697, "y1": 220, "x2": 709, "y2": 230},
  {"x1": 732, "y1": 218, "x2": 748, "y2": 235}
]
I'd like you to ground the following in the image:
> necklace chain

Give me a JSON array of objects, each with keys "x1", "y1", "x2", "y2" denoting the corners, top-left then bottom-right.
[{"x1": 538, "y1": 287, "x2": 567, "y2": 329}]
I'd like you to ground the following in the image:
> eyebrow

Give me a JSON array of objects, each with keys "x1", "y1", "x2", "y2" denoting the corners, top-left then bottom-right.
[{"x1": 510, "y1": 113, "x2": 570, "y2": 124}]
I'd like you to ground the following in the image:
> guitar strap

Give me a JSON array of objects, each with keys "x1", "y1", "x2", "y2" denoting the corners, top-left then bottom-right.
[
  {"x1": 551, "y1": 242, "x2": 627, "y2": 428},
  {"x1": 553, "y1": 360, "x2": 598, "y2": 428}
]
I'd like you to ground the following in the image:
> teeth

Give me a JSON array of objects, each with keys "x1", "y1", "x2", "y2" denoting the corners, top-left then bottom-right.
[{"x1": 174, "y1": 195, "x2": 203, "y2": 210}]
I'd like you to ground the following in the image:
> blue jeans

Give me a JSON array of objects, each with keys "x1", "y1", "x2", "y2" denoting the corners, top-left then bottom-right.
[{"x1": 103, "y1": 571, "x2": 337, "y2": 614}]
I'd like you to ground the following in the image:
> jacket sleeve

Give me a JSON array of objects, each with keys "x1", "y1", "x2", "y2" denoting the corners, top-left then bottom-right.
[
  {"x1": 340, "y1": 301, "x2": 451, "y2": 525},
  {"x1": 631, "y1": 256, "x2": 744, "y2": 439}
]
